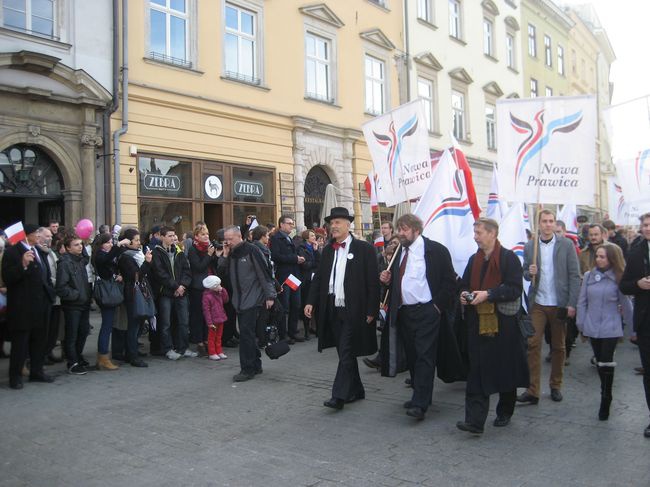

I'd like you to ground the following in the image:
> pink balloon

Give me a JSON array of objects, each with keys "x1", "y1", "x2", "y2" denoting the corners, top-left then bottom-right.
[{"x1": 75, "y1": 219, "x2": 94, "y2": 240}]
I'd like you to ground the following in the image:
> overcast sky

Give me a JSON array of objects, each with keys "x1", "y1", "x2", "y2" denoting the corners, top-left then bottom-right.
[{"x1": 561, "y1": 0, "x2": 650, "y2": 106}]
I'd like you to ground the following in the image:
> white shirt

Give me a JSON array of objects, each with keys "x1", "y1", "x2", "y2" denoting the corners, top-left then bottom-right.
[
  {"x1": 535, "y1": 235, "x2": 557, "y2": 306},
  {"x1": 328, "y1": 234, "x2": 352, "y2": 295},
  {"x1": 399, "y1": 235, "x2": 433, "y2": 305}
]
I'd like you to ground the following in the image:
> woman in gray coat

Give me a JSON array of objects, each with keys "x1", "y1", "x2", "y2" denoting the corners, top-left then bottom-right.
[{"x1": 576, "y1": 243, "x2": 633, "y2": 420}]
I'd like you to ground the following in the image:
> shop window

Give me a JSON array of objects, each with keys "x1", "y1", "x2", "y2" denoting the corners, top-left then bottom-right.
[
  {"x1": 232, "y1": 167, "x2": 273, "y2": 203},
  {"x1": 139, "y1": 200, "x2": 192, "y2": 241},
  {"x1": 233, "y1": 205, "x2": 274, "y2": 229},
  {"x1": 138, "y1": 157, "x2": 192, "y2": 198}
]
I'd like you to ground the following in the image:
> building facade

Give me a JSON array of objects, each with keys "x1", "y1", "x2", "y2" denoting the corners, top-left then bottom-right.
[{"x1": 0, "y1": 0, "x2": 113, "y2": 228}]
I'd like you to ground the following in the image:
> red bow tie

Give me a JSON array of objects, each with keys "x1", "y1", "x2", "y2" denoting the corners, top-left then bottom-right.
[{"x1": 332, "y1": 241, "x2": 347, "y2": 250}]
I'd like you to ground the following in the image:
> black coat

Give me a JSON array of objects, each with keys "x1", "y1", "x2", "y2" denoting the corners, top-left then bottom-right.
[
  {"x1": 56, "y1": 253, "x2": 92, "y2": 309},
  {"x1": 620, "y1": 238, "x2": 650, "y2": 336},
  {"x1": 382, "y1": 237, "x2": 460, "y2": 378},
  {"x1": 117, "y1": 252, "x2": 153, "y2": 303},
  {"x1": 187, "y1": 245, "x2": 218, "y2": 290},
  {"x1": 270, "y1": 231, "x2": 301, "y2": 284},
  {"x1": 297, "y1": 242, "x2": 320, "y2": 282},
  {"x1": 150, "y1": 245, "x2": 192, "y2": 297},
  {"x1": 2, "y1": 243, "x2": 55, "y2": 332},
  {"x1": 307, "y1": 236, "x2": 380, "y2": 356},
  {"x1": 460, "y1": 247, "x2": 529, "y2": 395}
]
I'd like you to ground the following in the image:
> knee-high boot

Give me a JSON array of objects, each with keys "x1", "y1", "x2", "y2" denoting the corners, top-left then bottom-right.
[{"x1": 598, "y1": 364, "x2": 615, "y2": 421}]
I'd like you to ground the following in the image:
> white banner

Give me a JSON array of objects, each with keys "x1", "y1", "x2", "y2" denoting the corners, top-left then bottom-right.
[
  {"x1": 612, "y1": 150, "x2": 650, "y2": 204},
  {"x1": 496, "y1": 96, "x2": 597, "y2": 205},
  {"x1": 486, "y1": 163, "x2": 508, "y2": 223},
  {"x1": 607, "y1": 177, "x2": 650, "y2": 225},
  {"x1": 604, "y1": 95, "x2": 650, "y2": 159},
  {"x1": 362, "y1": 100, "x2": 433, "y2": 207}
]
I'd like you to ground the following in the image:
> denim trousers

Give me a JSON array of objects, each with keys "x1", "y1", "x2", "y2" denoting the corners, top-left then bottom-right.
[
  {"x1": 157, "y1": 295, "x2": 189, "y2": 353},
  {"x1": 63, "y1": 307, "x2": 90, "y2": 367},
  {"x1": 97, "y1": 306, "x2": 116, "y2": 354}
]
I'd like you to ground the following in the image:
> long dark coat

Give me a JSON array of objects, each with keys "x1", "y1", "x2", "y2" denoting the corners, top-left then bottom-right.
[
  {"x1": 460, "y1": 247, "x2": 529, "y2": 395},
  {"x1": 2, "y1": 243, "x2": 55, "y2": 332},
  {"x1": 307, "y1": 236, "x2": 380, "y2": 356},
  {"x1": 381, "y1": 237, "x2": 464, "y2": 381}
]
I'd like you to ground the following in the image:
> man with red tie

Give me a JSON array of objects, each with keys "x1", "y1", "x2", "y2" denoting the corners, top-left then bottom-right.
[
  {"x1": 304, "y1": 207, "x2": 380, "y2": 410},
  {"x1": 380, "y1": 214, "x2": 456, "y2": 420}
]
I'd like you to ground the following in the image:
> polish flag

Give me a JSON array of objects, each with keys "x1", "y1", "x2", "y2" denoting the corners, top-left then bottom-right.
[
  {"x1": 5, "y1": 222, "x2": 26, "y2": 245},
  {"x1": 374, "y1": 236, "x2": 384, "y2": 247},
  {"x1": 284, "y1": 273, "x2": 302, "y2": 291}
]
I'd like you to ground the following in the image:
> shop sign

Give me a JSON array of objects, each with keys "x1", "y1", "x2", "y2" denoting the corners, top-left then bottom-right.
[
  {"x1": 204, "y1": 175, "x2": 223, "y2": 200},
  {"x1": 234, "y1": 180, "x2": 263, "y2": 198},
  {"x1": 143, "y1": 174, "x2": 181, "y2": 192}
]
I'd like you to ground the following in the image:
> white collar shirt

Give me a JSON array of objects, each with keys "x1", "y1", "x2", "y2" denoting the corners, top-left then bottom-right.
[
  {"x1": 536, "y1": 235, "x2": 557, "y2": 306},
  {"x1": 399, "y1": 235, "x2": 432, "y2": 305},
  {"x1": 328, "y1": 234, "x2": 352, "y2": 294}
]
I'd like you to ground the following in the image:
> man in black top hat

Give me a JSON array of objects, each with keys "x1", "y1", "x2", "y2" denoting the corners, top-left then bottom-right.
[
  {"x1": 305, "y1": 207, "x2": 380, "y2": 409},
  {"x1": 2, "y1": 224, "x2": 56, "y2": 389}
]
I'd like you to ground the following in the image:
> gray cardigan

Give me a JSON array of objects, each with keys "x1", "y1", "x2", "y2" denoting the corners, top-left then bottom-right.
[{"x1": 523, "y1": 236, "x2": 581, "y2": 308}]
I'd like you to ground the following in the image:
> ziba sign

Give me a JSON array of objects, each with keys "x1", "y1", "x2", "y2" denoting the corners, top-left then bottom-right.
[
  {"x1": 143, "y1": 174, "x2": 181, "y2": 192},
  {"x1": 234, "y1": 180, "x2": 263, "y2": 198}
]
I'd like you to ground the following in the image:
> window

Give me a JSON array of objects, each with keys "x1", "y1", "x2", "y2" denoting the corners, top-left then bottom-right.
[
  {"x1": 451, "y1": 90, "x2": 466, "y2": 140},
  {"x1": 2, "y1": 0, "x2": 55, "y2": 38},
  {"x1": 449, "y1": 0, "x2": 461, "y2": 39},
  {"x1": 544, "y1": 35, "x2": 552, "y2": 67},
  {"x1": 149, "y1": 0, "x2": 190, "y2": 66},
  {"x1": 418, "y1": 77, "x2": 434, "y2": 132},
  {"x1": 530, "y1": 78, "x2": 538, "y2": 98},
  {"x1": 527, "y1": 23, "x2": 536, "y2": 57},
  {"x1": 506, "y1": 33, "x2": 515, "y2": 69},
  {"x1": 417, "y1": 0, "x2": 433, "y2": 23},
  {"x1": 365, "y1": 55, "x2": 385, "y2": 115},
  {"x1": 305, "y1": 33, "x2": 331, "y2": 102},
  {"x1": 485, "y1": 104, "x2": 496, "y2": 150},
  {"x1": 483, "y1": 18, "x2": 493, "y2": 56},
  {"x1": 557, "y1": 45, "x2": 565, "y2": 76},
  {"x1": 545, "y1": 86, "x2": 553, "y2": 97},
  {"x1": 225, "y1": 3, "x2": 258, "y2": 83}
]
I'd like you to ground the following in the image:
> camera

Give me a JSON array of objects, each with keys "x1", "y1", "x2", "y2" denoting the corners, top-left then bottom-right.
[
  {"x1": 465, "y1": 292, "x2": 476, "y2": 303},
  {"x1": 211, "y1": 240, "x2": 223, "y2": 250}
]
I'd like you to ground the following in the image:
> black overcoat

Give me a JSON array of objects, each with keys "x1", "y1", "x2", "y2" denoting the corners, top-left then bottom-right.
[
  {"x1": 2, "y1": 243, "x2": 55, "y2": 332},
  {"x1": 619, "y1": 238, "x2": 650, "y2": 336},
  {"x1": 307, "y1": 236, "x2": 380, "y2": 356},
  {"x1": 460, "y1": 247, "x2": 529, "y2": 395}
]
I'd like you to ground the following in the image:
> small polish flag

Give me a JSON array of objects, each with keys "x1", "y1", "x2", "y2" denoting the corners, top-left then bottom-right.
[
  {"x1": 284, "y1": 273, "x2": 302, "y2": 291},
  {"x1": 5, "y1": 222, "x2": 26, "y2": 245},
  {"x1": 374, "y1": 236, "x2": 384, "y2": 247}
]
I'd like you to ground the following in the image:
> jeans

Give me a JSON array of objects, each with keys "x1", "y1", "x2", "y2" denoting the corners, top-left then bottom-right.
[
  {"x1": 278, "y1": 284, "x2": 301, "y2": 339},
  {"x1": 157, "y1": 295, "x2": 189, "y2": 353},
  {"x1": 238, "y1": 307, "x2": 262, "y2": 375},
  {"x1": 124, "y1": 300, "x2": 145, "y2": 361},
  {"x1": 97, "y1": 306, "x2": 116, "y2": 354},
  {"x1": 63, "y1": 307, "x2": 90, "y2": 367}
]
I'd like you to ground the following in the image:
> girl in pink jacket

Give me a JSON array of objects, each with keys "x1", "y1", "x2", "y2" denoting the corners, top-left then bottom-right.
[{"x1": 202, "y1": 276, "x2": 229, "y2": 360}]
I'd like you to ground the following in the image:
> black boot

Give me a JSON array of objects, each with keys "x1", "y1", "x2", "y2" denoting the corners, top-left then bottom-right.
[{"x1": 598, "y1": 365, "x2": 615, "y2": 421}]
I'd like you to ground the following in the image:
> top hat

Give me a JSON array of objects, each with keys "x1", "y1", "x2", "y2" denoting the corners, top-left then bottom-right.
[{"x1": 324, "y1": 207, "x2": 354, "y2": 223}]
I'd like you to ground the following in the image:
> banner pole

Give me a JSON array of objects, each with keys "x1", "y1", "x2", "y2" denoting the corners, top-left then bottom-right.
[{"x1": 381, "y1": 243, "x2": 401, "y2": 309}]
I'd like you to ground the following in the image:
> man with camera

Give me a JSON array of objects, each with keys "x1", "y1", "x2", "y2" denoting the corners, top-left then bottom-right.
[
  {"x1": 518, "y1": 209, "x2": 580, "y2": 405},
  {"x1": 217, "y1": 225, "x2": 277, "y2": 382}
]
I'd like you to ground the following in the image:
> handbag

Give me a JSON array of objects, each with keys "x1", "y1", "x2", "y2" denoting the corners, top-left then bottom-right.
[
  {"x1": 496, "y1": 297, "x2": 521, "y2": 316},
  {"x1": 133, "y1": 275, "x2": 156, "y2": 319},
  {"x1": 93, "y1": 277, "x2": 124, "y2": 308},
  {"x1": 263, "y1": 323, "x2": 290, "y2": 360}
]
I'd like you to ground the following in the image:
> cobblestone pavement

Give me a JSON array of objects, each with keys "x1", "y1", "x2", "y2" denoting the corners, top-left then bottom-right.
[{"x1": 1, "y1": 313, "x2": 649, "y2": 487}]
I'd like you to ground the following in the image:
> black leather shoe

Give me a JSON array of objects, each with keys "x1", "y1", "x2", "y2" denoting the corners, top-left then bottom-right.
[
  {"x1": 323, "y1": 398, "x2": 344, "y2": 410},
  {"x1": 406, "y1": 407, "x2": 425, "y2": 420},
  {"x1": 345, "y1": 394, "x2": 365, "y2": 404},
  {"x1": 29, "y1": 373, "x2": 55, "y2": 383},
  {"x1": 233, "y1": 372, "x2": 254, "y2": 382},
  {"x1": 550, "y1": 389, "x2": 563, "y2": 402},
  {"x1": 130, "y1": 359, "x2": 148, "y2": 368},
  {"x1": 254, "y1": 368, "x2": 263, "y2": 375},
  {"x1": 456, "y1": 421, "x2": 483, "y2": 435},
  {"x1": 516, "y1": 392, "x2": 539, "y2": 405},
  {"x1": 493, "y1": 416, "x2": 511, "y2": 427},
  {"x1": 9, "y1": 378, "x2": 23, "y2": 390},
  {"x1": 403, "y1": 400, "x2": 413, "y2": 409},
  {"x1": 644, "y1": 424, "x2": 650, "y2": 438},
  {"x1": 362, "y1": 357, "x2": 381, "y2": 370}
]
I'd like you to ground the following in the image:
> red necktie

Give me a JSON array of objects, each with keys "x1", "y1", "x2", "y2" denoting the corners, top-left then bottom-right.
[
  {"x1": 398, "y1": 247, "x2": 409, "y2": 304},
  {"x1": 332, "y1": 241, "x2": 346, "y2": 250}
]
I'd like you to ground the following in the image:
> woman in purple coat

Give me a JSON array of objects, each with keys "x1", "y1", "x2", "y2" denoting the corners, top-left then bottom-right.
[{"x1": 576, "y1": 243, "x2": 633, "y2": 420}]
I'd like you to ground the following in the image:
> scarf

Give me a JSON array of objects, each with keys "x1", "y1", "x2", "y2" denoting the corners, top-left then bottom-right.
[
  {"x1": 329, "y1": 238, "x2": 349, "y2": 307},
  {"x1": 470, "y1": 240, "x2": 502, "y2": 336},
  {"x1": 194, "y1": 239, "x2": 209, "y2": 253},
  {"x1": 123, "y1": 249, "x2": 145, "y2": 268}
]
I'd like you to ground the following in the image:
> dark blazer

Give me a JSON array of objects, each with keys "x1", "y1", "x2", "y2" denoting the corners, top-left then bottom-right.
[
  {"x1": 187, "y1": 245, "x2": 218, "y2": 290},
  {"x1": 307, "y1": 236, "x2": 380, "y2": 356},
  {"x1": 270, "y1": 231, "x2": 301, "y2": 284},
  {"x1": 620, "y1": 238, "x2": 650, "y2": 336},
  {"x1": 2, "y1": 243, "x2": 55, "y2": 332},
  {"x1": 150, "y1": 245, "x2": 192, "y2": 297}
]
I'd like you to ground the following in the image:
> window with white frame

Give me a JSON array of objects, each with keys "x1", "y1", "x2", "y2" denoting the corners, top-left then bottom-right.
[
  {"x1": 305, "y1": 32, "x2": 332, "y2": 103},
  {"x1": 418, "y1": 77, "x2": 434, "y2": 132},
  {"x1": 365, "y1": 55, "x2": 385, "y2": 115},
  {"x1": 451, "y1": 90, "x2": 466, "y2": 140},
  {"x1": 149, "y1": 0, "x2": 190, "y2": 66},
  {"x1": 545, "y1": 86, "x2": 553, "y2": 97},
  {"x1": 225, "y1": 2, "x2": 258, "y2": 83},
  {"x1": 2, "y1": 0, "x2": 55, "y2": 38},
  {"x1": 527, "y1": 23, "x2": 536, "y2": 57},
  {"x1": 449, "y1": 0, "x2": 461, "y2": 39},
  {"x1": 506, "y1": 33, "x2": 515, "y2": 69},
  {"x1": 530, "y1": 78, "x2": 538, "y2": 97},
  {"x1": 485, "y1": 104, "x2": 496, "y2": 150},
  {"x1": 483, "y1": 18, "x2": 493, "y2": 56},
  {"x1": 544, "y1": 34, "x2": 552, "y2": 67},
  {"x1": 557, "y1": 45, "x2": 565, "y2": 75},
  {"x1": 417, "y1": 0, "x2": 433, "y2": 23}
]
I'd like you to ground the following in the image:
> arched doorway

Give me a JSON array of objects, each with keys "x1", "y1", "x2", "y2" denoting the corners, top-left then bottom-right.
[
  {"x1": 0, "y1": 144, "x2": 64, "y2": 228},
  {"x1": 303, "y1": 165, "x2": 331, "y2": 228}
]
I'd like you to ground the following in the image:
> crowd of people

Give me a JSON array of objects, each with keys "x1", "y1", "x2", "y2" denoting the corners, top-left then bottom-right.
[{"x1": 1, "y1": 208, "x2": 649, "y2": 439}]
